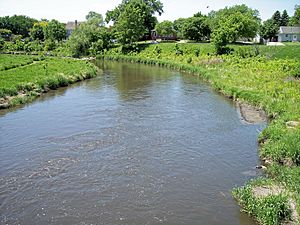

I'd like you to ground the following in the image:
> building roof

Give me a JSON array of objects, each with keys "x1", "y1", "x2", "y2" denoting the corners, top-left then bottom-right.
[
  {"x1": 66, "y1": 21, "x2": 83, "y2": 30},
  {"x1": 279, "y1": 26, "x2": 300, "y2": 34}
]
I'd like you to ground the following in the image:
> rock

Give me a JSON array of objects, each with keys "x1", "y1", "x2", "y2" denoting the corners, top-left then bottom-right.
[
  {"x1": 286, "y1": 121, "x2": 300, "y2": 129},
  {"x1": 256, "y1": 165, "x2": 267, "y2": 169},
  {"x1": 0, "y1": 102, "x2": 9, "y2": 109},
  {"x1": 238, "y1": 103, "x2": 267, "y2": 124}
]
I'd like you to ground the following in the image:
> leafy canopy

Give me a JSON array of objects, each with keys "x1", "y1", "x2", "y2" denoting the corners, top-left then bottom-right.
[
  {"x1": 44, "y1": 19, "x2": 66, "y2": 41},
  {"x1": 210, "y1": 4, "x2": 260, "y2": 54},
  {"x1": 155, "y1": 20, "x2": 174, "y2": 37},
  {"x1": 113, "y1": 0, "x2": 148, "y2": 45},
  {"x1": 0, "y1": 15, "x2": 37, "y2": 37},
  {"x1": 289, "y1": 5, "x2": 300, "y2": 26},
  {"x1": 182, "y1": 15, "x2": 211, "y2": 42},
  {"x1": 67, "y1": 12, "x2": 112, "y2": 57},
  {"x1": 106, "y1": 0, "x2": 163, "y2": 42}
]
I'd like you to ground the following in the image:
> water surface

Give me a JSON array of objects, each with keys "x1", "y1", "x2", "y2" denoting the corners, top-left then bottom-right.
[{"x1": 0, "y1": 61, "x2": 265, "y2": 225}]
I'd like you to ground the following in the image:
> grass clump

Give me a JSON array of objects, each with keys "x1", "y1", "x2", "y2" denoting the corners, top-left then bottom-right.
[{"x1": 233, "y1": 180, "x2": 291, "y2": 225}]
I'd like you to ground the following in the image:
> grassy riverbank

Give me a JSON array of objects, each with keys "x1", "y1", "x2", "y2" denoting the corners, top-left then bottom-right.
[
  {"x1": 104, "y1": 43, "x2": 300, "y2": 224},
  {"x1": 0, "y1": 54, "x2": 98, "y2": 108}
]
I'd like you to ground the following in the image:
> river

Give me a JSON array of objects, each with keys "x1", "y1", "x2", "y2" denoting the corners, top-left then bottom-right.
[{"x1": 0, "y1": 61, "x2": 265, "y2": 225}]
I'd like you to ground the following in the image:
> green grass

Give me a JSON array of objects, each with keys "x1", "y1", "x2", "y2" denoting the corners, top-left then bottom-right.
[
  {"x1": 104, "y1": 42, "x2": 300, "y2": 224},
  {"x1": 233, "y1": 179, "x2": 292, "y2": 225},
  {"x1": 0, "y1": 54, "x2": 44, "y2": 71},
  {"x1": 0, "y1": 54, "x2": 98, "y2": 106}
]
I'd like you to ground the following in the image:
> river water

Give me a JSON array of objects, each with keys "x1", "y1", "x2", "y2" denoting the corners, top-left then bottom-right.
[{"x1": 0, "y1": 61, "x2": 265, "y2": 225}]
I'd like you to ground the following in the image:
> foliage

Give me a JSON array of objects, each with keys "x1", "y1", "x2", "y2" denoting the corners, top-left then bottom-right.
[
  {"x1": 281, "y1": 10, "x2": 290, "y2": 26},
  {"x1": 209, "y1": 4, "x2": 260, "y2": 39},
  {"x1": 272, "y1": 10, "x2": 281, "y2": 26},
  {"x1": 0, "y1": 15, "x2": 37, "y2": 37},
  {"x1": 0, "y1": 29, "x2": 12, "y2": 40},
  {"x1": 182, "y1": 16, "x2": 211, "y2": 42},
  {"x1": 30, "y1": 21, "x2": 48, "y2": 41},
  {"x1": 86, "y1": 11, "x2": 105, "y2": 27},
  {"x1": 44, "y1": 19, "x2": 66, "y2": 41},
  {"x1": 173, "y1": 18, "x2": 187, "y2": 39},
  {"x1": 209, "y1": 4, "x2": 260, "y2": 54},
  {"x1": 289, "y1": 5, "x2": 300, "y2": 26},
  {"x1": 106, "y1": 0, "x2": 163, "y2": 42},
  {"x1": 155, "y1": 20, "x2": 174, "y2": 38},
  {"x1": 233, "y1": 183, "x2": 291, "y2": 225},
  {"x1": 113, "y1": 0, "x2": 148, "y2": 45},
  {"x1": 0, "y1": 37, "x2": 4, "y2": 50},
  {"x1": 260, "y1": 19, "x2": 279, "y2": 41},
  {"x1": 67, "y1": 12, "x2": 112, "y2": 57}
]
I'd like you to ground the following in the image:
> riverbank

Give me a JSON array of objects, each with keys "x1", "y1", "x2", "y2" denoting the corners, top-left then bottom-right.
[
  {"x1": 104, "y1": 43, "x2": 300, "y2": 224},
  {"x1": 0, "y1": 54, "x2": 99, "y2": 108}
]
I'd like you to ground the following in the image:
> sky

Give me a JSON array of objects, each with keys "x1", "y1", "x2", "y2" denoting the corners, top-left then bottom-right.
[{"x1": 0, "y1": 0, "x2": 299, "y2": 23}]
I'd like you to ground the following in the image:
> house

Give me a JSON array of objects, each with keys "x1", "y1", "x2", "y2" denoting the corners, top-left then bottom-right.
[
  {"x1": 66, "y1": 20, "x2": 82, "y2": 37},
  {"x1": 277, "y1": 26, "x2": 300, "y2": 42}
]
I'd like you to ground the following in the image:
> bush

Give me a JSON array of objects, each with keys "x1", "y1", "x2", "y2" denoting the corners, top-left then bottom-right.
[
  {"x1": 44, "y1": 39, "x2": 56, "y2": 51},
  {"x1": 0, "y1": 37, "x2": 4, "y2": 50},
  {"x1": 174, "y1": 44, "x2": 183, "y2": 55}
]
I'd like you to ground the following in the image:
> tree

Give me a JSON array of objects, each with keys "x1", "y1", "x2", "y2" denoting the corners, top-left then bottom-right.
[
  {"x1": 106, "y1": 0, "x2": 163, "y2": 23},
  {"x1": 272, "y1": 10, "x2": 281, "y2": 26},
  {"x1": 44, "y1": 19, "x2": 66, "y2": 41},
  {"x1": 210, "y1": 5, "x2": 260, "y2": 54},
  {"x1": 182, "y1": 16, "x2": 210, "y2": 41},
  {"x1": 30, "y1": 21, "x2": 48, "y2": 41},
  {"x1": 259, "y1": 19, "x2": 279, "y2": 41},
  {"x1": 209, "y1": 4, "x2": 260, "y2": 40},
  {"x1": 67, "y1": 12, "x2": 112, "y2": 57},
  {"x1": 86, "y1": 11, "x2": 105, "y2": 27},
  {"x1": 281, "y1": 10, "x2": 289, "y2": 26},
  {"x1": 211, "y1": 9, "x2": 260, "y2": 54},
  {"x1": 114, "y1": 0, "x2": 147, "y2": 45},
  {"x1": 289, "y1": 5, "x2": 300, "y2": 26},
  {"x1": 0, "y1": 28, "x2": 12, "y2": 40},
  {"x1": 173, "y1": 18, "x2": 187, "y2": 39},
  {"x1": 106, "y1": 0, "x2": 163, "y2": 40},
  {"x1": 155, "y1": 20, "x2": 174, "y2": 38},
  {"x1": 0, "y1": 15, "x2": 37, "y2": 37}
]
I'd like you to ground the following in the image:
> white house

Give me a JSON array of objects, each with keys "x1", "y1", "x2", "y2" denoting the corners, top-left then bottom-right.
[{"x1": 277, "y1": 26, "x2": 300, "y2": 42}]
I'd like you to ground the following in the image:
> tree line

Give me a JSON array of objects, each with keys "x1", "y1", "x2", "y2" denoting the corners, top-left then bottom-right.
[{"x1": 0, "y1": 1, "x2": 300, "y2": 56}]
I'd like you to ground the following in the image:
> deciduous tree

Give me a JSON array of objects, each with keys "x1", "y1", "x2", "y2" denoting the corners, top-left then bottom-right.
[
  {"x1": 44, "y1": 20, "x2": 66, "y2": 41},
  {"x1": 30, "y1": 21, "x2": 48, "y2": 41},
  {"x1": 182, "y1": 16, "x2": 210, "y2": 41},
  {"x1": 289, "y1": 5, "x2": 300, "y2": 26},
  {"x1": 106, "y1": 0, "x2": 163, "y2": 42},
  {"x1": 155, "y1": 20, "x2": 174, "y2": 38},
  {"x1": 0, "y1": 15, "x2": 37, "y2": 37},
  {"x1": 114, "y1": 0, "x2": 147, "y2": 45},
  {"x1": 259, "y1": 19, "x2": 279, "y2": 41}
]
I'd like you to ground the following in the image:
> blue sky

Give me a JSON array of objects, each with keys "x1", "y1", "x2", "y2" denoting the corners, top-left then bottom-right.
[{"x1": 0, "y1": 0, "x2": 299, "y2": 23}]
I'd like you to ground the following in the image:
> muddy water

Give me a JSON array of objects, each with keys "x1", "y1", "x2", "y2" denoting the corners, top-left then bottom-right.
[{"x1": 0, "y1": 61, "x2": 265, "y2": 225}]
